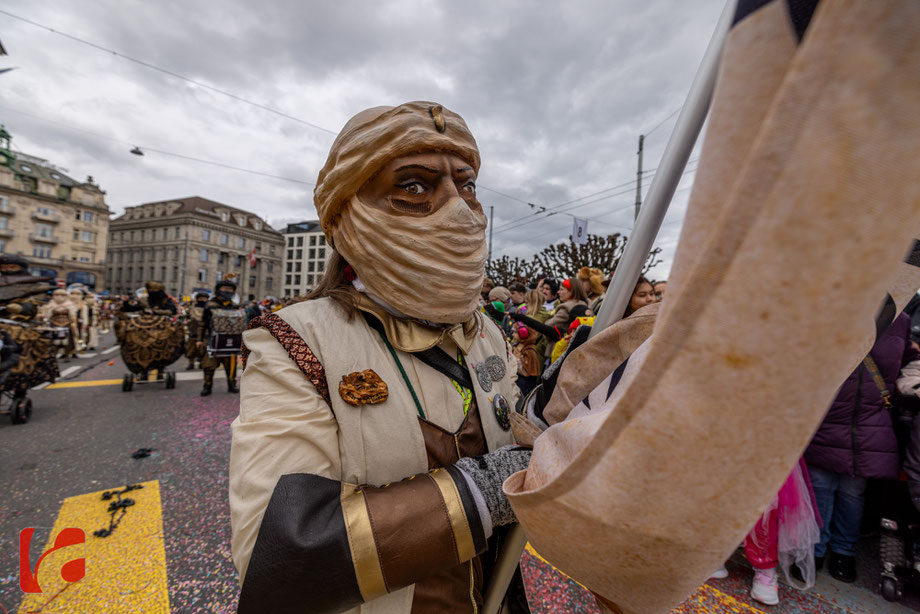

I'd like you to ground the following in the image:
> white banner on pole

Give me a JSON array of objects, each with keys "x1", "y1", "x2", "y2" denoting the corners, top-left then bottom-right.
[{"x1": 572, "y1": 218, "x2": 588, "y2": 244}]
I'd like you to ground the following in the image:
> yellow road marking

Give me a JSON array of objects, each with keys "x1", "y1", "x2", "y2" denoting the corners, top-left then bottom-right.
[
  {"x1": 45, "y1": 380, "x2": 122, "y2": 389},
  {"x1": 18, "y1": 480, "x2": 170, "y2": 613}
]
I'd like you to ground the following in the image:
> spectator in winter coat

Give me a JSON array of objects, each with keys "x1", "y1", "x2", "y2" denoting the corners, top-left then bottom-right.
[{"x1": 804, "y1": 312, "x2": 920, "y2": 583}]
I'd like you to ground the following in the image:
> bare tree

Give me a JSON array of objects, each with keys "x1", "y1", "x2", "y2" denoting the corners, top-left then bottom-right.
[
  {"x1": 532, "y1": 233, "x2": 662, "y2": 280},
  {"x1": 485, "y1": 255, "x2": 539, "y2": 287}
]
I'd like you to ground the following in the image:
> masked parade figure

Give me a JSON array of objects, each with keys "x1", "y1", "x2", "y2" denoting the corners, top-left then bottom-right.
[
  {"x1": 115, "y1": 281, "x2": 183, "y2": 382},
  {"x1": 83, "y1": 293, "x2": 100, "y2": 350},
  {"x1": 230, "y1": 102, "x2": 530, "y2": 614},
  {"x1": 68, "y1": 288, "x2": 89, "y2": 353},
  {"x1": 185, "y1": 292, "x2": 209, "y2": 370},
  {"x1": 40, "y1": 289, "x2": 78, "y2": 361},
  {"x1": 0, "y1": 255, "x2": 59, "y2": 416},
  {"x1": 199, "y1": 278, "x2": 244, "y2": 396}
]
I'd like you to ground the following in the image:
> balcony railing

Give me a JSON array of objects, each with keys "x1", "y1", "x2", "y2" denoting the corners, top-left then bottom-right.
[
  {"x1": 0, "y1": 228, "x2": 14, "y2": 238},
  {"x1": 29, "y1": 233, "x2": 59, "y2": 244},
  {"x1": 31, "y1": 211, "x2": 62, "y2": 223},
  {"x1": 0, "y1": 202, "x2": 14, "y2": 215}
]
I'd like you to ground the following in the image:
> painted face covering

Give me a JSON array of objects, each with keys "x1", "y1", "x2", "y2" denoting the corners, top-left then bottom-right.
[{"x1": 335, "y1": 195, "x2": 488, "y2": 324}]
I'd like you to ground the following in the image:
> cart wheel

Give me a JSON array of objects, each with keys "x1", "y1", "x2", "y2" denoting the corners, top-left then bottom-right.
[
  {"x1": 881, "y1": 576, "x2": 902, "y2": 602},
  {"x1": 122, "y1": 373, "x2": 134, "y2": 392},
  {"x1": 165, "y1": 372, "x2": 176, "y2": 389},
  {"x1": 11, "y1": 398, "x2": 31, "y2": 424}
]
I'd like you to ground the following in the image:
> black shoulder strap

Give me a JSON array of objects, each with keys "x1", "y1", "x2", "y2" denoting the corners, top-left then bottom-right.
[{"x1": 362, "y1": 312, "x2": 474, "y2": 390}]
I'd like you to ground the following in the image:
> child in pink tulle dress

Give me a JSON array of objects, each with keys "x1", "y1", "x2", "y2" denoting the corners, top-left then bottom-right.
[{"x1": 712, "y1": 458, "x2": 822, "y2": 606}]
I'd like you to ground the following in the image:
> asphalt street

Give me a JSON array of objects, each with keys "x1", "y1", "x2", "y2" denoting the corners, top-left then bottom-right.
[{"x1": 0, "y1": 330, "x2": 917, "y2": 613}]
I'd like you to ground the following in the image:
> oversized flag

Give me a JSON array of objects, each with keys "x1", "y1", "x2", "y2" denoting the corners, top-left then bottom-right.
[
  {"x1": 248, "y1": 247, "x2": 257, "y2": 268},
  {"x1": 504, "y1": 2, "x2": 920, "y2": 613},
  {"x1": 572, "y1": 217, "x2": 588, "y2": 245}
]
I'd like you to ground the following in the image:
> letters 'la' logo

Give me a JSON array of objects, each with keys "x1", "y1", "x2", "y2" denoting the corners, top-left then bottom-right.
[{"x1": 19, "y1": 528, "x2": 86, "y2": 593}]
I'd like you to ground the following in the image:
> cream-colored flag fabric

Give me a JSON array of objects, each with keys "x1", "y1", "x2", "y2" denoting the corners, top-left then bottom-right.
[{"x1": 505, "y1": 2, "x2": 920, "y2": 613}]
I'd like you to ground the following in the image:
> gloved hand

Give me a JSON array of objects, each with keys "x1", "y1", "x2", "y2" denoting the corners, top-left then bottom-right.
[
  {"x1": 507, "y1": 311, "x2": 524, "y2": 322},
  {"x1": 455, "y1": 445, "x2": 532, "y2": 528},
  {"x1": 483, "y1": 302, "x2": 503, "y2": 320}
]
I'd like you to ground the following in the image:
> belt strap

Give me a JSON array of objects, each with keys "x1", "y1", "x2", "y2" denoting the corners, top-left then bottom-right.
[{"x1": 862, "y1": 355, "x2": 892, "y2": 408}]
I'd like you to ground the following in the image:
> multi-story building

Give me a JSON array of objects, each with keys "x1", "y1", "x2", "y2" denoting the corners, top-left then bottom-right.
[
  {"x1": 107, "y1": 196, "x2": 283, "y2": 300},
  {"x1": 281, "y1": 220, "x2": 332, "y2": 298},
  {"x1": 0, "y1": 126, "x2": 111, "y2": 289}
]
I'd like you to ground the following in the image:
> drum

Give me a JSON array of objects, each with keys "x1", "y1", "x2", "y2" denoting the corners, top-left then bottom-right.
[
  {"x1": 119, "y1": 314, "x2": 185, "y2": 375},
  {"x1": 207, "y1": 308, "x2": 246, "y2": 357},
  {"x1": 0, "y1": 321, "x2": 60, "y2": 392}
]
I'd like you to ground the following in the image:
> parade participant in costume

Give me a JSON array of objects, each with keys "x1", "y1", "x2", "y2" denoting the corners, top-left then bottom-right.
[
  {"x1": 115, "y1": 281, "x2": 183, "y2": 381},
  {"x1": 144, "y1": 281, "x2": 178, "y2": 316},
  {"x1": 577, "y1": 267, "x2": 605, "y2": 314},
  {"x1": 83, "y1": 294, "x2": 100, "y2": 350},
  {"x1": 68, "y1": 288, "x2": 89, "y2": 352},
  {"x1": 230, "y1": 101, "x2": 529, "y2": 614},
  {"x1": 185, "y1": 292, "x2": 209, "y2": 370},
  {"x1": 40, "y1": 289, "x2": 78, "y2": 361},
  {"x1": 198, "y1": 278, "x2": 241, "y2": 396}
]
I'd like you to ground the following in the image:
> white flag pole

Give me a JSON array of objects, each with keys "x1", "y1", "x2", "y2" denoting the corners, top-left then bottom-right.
[
  {"x1": 588, "y1": 0, "x2": 737, "y2": 340},
  {"x1": 483, "y1": 2, "x2": 737, "y2": 612}
]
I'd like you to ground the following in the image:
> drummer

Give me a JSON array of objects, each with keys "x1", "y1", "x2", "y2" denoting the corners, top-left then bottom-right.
[{"x1": 197, "y1": 277, "x2": 241, "y2": 396}]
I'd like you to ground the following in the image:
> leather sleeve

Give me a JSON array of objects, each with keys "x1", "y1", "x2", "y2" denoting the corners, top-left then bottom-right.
[{"x1": 237, "y1": 466, "x2": 487, "y2": 614}]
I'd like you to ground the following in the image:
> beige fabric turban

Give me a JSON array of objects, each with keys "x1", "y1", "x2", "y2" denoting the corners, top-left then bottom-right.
[{"x1": 313, "y1": 101, "x2": 481, "y2": 242}]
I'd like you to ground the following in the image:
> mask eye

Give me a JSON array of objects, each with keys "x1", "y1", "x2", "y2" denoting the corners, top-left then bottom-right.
[
  {"x1": 400, "y1": 182, "x2": 426, "y2": 195},
  {"x1": 463, "y1": 182, "x2": 476, "y2": 194}
]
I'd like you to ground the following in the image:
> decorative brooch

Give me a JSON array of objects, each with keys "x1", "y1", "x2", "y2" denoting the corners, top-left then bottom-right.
[
  {"x1": 339, "y1": 369, "x2": 389, "y2": 406},
  {"x1": 475, "y1": 355, "x2": 507, "y2": 393},
  {"x1": 492, "y1": 394, "x2": 511, "y2": 431}
]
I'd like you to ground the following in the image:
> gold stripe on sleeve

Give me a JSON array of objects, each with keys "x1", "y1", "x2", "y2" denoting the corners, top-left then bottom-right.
[
  {"x1": 426, "y1": 469, "x2": 477, "y2": 563},
  {"x1": 340, "y1": 483, "x2": 388, "y2": 600}
]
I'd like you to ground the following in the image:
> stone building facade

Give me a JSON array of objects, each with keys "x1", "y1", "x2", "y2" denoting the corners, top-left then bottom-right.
[
  {"x1": 0, "y1": 126, "x2": 111, "y2": 289},
  {"x1": 107, "y1": 196, "x2": 283, "y2": 300},
  {"x1": 280, "y1": 220, "x2": 332, "y2": 298}
]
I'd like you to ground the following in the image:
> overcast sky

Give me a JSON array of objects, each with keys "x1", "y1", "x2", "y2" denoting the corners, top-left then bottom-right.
[{"x1": 0, "y1": 0, "x2": 725, "y2": 278}]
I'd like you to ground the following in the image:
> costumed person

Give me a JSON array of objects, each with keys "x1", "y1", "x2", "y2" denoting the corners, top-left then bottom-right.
[
  {"x1": 198, "y1": 277, "x2": 243, "y2": 396},
  {"x1": 577, "y1": 267, "x2": 605, "y2": 314},
  {"x1": 509, "y1": 277, "x2": 589, "y2": 365},
  {"x1": 652, "y1": 280, "x2": 667, "y2": 302},
  {"x1": 39, "y1": 289, "x2": 78, "y2": 361},
  {"x1": 512, "y1": 324, "x2": 542, "y2": 397},
  {"x1": 83, "y1": 293, "x2": 100, "y2": 350},
  {"x1": 540, "y1": 277, "x2": 560, "y2": 312},
  {"x1": 0, "y1": 255, "x2": 59, "y2": 414},
  {"x1": 230, "y1": 101, "x2": 530, "y2": 614},
  {"x1": 115, "y1": 281, "x2": 183, "y2": 382},
  {"x1": 185, "y1": 292, "x2": 209, "y2": 370},
  {"x1": 68, "y1": 287, "x2": 88, "y2": 352}
]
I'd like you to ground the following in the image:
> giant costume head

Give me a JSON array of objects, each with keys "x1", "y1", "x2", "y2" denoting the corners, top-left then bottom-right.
[{"x1": 314, "y1": 101, "x2": 487, "y2": 324}]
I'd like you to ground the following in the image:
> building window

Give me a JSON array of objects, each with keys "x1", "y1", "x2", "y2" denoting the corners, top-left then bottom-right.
[
  {"x1": 287, "y1": 249, "x2": 293, "y2": 260},
  {"x1": 161, "y1": 266, "x2": 167, "y2": 280},
  {"x1": 308, "y1": 261, "x2": 315, "y2": 272},
  {"x1": 150, "y1": 267, "x2": 155, "y2": 279},
  {"x1": 238, "y1": 238, "x2": 246, "y2": 249},
  {"x1": 286, "y1": 262, "x2": 292, "y2": 272},
  {"x1": 36, "y1": 206, "x2": 55, "y2": 216},
  {"x1": 318, "y1": 248, "x2": 325, "y2": 259},
  {"x1": 172, "y1": 266, "x2": 178, "y2": 282},
  {"x1": 234, "y1": 256, "x2": 242, "y2": 267},
  {"x1": 127, "y1": 251, "x2": 134, "y2": 263},
  {"x1": 138, "y1": 249, "x2": 145, "y2": 262},
  {"x1": 254, "y1": 221, "x2": 262, "y2": 231},
  {"x1": 81, "y1": 230, "x2": 93, "y2": 242},
  {"x1": 267, "y1": 262, "x2": 274, "y2": 273},
  {"x1": 79, "y1": 256, "x2": 91, "y2": 263},
  {"x1": 249, "y1": 275, "x2": 256, "y2": 287},
  {"x1": 198, "y1": 269, "x2": 207, "y2": 282},
  {"x1": 221, "y1": 212, "x2": 229, "y2": 222},
  {"x1": 294, "y1": 275, "x2": 301, "y2": 285},
  {"x1": 173, "y1": 247, "x2": 179, "y2": 260},
  {"x1": 319, "y1": 235, "x2": 326, "y2": 245},
  {"x1": 308, "y1": 274, "x2": 315, "y2": 285},
  {"x1": 269, "y1": 245, "x2": 276, "y2": 255},
  {"x1": 295, "y1": 262, "x2": 302, "y2": 273},
  {"x1": 126, "y1": 268, "x2": 132, "y2": 282},
  {"x1": 266, "y1": 277, "x2": 272, "y2": 290},
  {"x1": 296, "y1": 249, "x2": 302, "y2": 260},
  {"x1": 221, "y1": 233, "x2": 228, "y2": 245},
  {"x1": 285, "y1": 275, "x2": 292, "y2": 285},
  {"x1": 216, "y1": 270, "x2": 224, "y2": 281},
  {"x1": 218, "y1": 252, "x2": 226, "y2": 264},
  {"x1": 175, "y1": 227, "x2": 180, "y2": 239},
  {"x1": 34, "y1": 222, "x2": 54, "y2": 237},
  {"x1": 200, "y1": 248, "x2": 209, "y2": 262},
  {"x1": 33, "y1": 246, "x2": 51, "y2": 258},
  {"x1": 287, "y1": 237, "x2": 294, "y2": 247},
  {"x1": 0, "y1": 217, "x2": 7, "y2": 230},
  {"x1": 317, "y1": 260, "x2": 325, "y2": 272},
  {"x1": 299, "y1": 236, "x2": 306, "y2": 247},
  {"x1": 308, "y1": 236, "x2": 315, "y2": 246},
  {"x1": 201, "y1": 229, "x2": 210, "y2": 241},
  {"x1": 309, "y1": 248, "x2": 316, "y2": 259},
  {"x1": 140, "y1": 229, "x2": 145, "y2": 241},
  {"x1": 0, "y1": 239, "x2": 6, "y2": 251},
  {"x1": 130, "y1": 231, "x2": 135, "y2": 241},
  {"x1": 116, "y1": 268, "x2": 122, "y2": 281}
]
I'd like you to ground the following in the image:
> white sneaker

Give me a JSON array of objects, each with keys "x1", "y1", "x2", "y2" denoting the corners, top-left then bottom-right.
[
  {"x1": 751, "y1": 568, "x2": 779, "y2": 606},
  {"x1": 710, "y1": 566, "x2": 729, "y2": 579}
]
